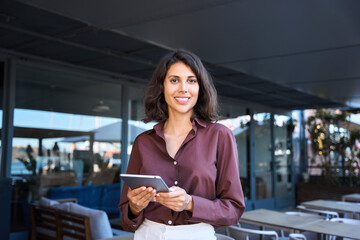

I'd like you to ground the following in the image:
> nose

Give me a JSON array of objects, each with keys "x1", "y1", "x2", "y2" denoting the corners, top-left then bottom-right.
[{"x1": 179, "y1": 81, "x2": 188, "y2": 93}]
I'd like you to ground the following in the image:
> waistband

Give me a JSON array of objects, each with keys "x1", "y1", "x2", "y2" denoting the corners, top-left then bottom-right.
[{"x1": 143, "y1": 218, "x2": 213, "y2": 230}]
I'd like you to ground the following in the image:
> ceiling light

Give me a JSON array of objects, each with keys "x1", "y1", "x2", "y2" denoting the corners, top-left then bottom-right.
[{"x1": 92, "y1": 100, "x2": 110, "y2": 112}]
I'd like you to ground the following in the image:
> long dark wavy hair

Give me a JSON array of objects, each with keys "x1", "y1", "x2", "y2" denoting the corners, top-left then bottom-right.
[{"x1": 143, "y1": 49, "x2": 219, "y2": 123}]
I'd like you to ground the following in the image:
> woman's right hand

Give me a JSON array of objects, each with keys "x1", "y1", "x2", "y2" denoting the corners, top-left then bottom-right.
[{"x1": 127, "y1": 186, "x2": 157, "y2": 216}]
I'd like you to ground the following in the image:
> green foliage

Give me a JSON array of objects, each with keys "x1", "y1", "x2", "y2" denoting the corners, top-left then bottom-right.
[{"x1": 307, "y1": 109, "x2": 360, "y2": 185}]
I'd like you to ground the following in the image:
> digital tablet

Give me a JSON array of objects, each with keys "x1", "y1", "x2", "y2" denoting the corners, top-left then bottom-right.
[{"x1": 120, "y1": 174, "x2": 170, "y2": 192}]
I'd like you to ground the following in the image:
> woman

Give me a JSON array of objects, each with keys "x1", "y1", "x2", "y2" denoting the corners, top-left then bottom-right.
[{"x1": 119, "y1": 49, "x2": 245, "y2": 240}]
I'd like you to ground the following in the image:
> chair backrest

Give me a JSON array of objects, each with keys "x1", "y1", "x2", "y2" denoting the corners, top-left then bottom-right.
[
  {"x1": 58, "y1": 210, "x2": 91, "y2": 240},
  {"x1": 226, "y1": 225, "x2": 279, "y2": 240},
  {"x1": 297, "y1": 205, "x2": 339, "y2": 220},
  {"x1": 289, "y1": 233, "x2": 307, "y2": 240},
  {"x1": 215, "y1": 233, "x2": 235, "y2": 240},
  {"x1": 31, "y1": 204, "x2": 58, "y2": 240},
  {"x1": 31, "y1": 204, "x2": 92, "y2": 240}
]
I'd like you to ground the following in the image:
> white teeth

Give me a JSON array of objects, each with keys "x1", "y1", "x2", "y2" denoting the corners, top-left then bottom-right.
[{"x1": 176, "y1": 98, "x2": 189, "y2": 101}]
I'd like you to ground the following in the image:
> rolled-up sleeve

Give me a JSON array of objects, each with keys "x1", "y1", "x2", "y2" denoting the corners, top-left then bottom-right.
[{"x1": 189, "y1": 127, "x2": 245, "y2": 228}]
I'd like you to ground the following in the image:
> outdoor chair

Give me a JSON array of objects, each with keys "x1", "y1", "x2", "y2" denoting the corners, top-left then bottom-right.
[
  {"x1": 226, "y1": 224, "x2": 279, "y2": 240},
  {"x1": 297, "y1": 205, "x2": 339, "y2": 220},
  {"x1": 215, "y1": 233, "x2": 235, "y2": 240},
  {"x1": 329, "y1": 218, "x2": 360, "y2": 240},
  {"x1": 31, "y1": 197, "x2": 133, "y2": 240},
  {"x1": 280, "y1": 211, "x2": 323, "y2": 240},
  {"x1": 288, "y1": 233, "x2": 307, "y2": 240}
]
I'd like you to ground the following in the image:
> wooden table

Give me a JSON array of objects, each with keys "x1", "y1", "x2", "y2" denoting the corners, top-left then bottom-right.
[
  {"x1": 301, "y1": 199, "x2": 360, "y2": 218},
  {"x1": 239, "y1": 209, "x2": 322, "y2": 232},
  {"x1": 295, "y1": 220, "x2": 360, "y2": 240},
  {"x1": 342, "y1": 193, "x2": 360, "y2": 202}
]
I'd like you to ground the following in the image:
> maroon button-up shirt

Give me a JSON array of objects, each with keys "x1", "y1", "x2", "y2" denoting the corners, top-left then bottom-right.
[{"x1": 119, "y1": 118, "x2": 245, "y2": 231}]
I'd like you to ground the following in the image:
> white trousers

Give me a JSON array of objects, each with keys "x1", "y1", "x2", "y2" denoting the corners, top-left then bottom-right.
[{"x1": 134, "y1": 218, "x2": 216, "y2": 240}]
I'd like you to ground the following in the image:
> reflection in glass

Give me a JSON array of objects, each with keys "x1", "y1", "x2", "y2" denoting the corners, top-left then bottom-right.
[
  {"x1": 11, "y1": 63, "x2": 124, "y2": 231},
  {"x1": 220, "y1": 115, "x2": 250, "y2": 200},
  {"x1": 254, "y1": 113, "x2": 273, "y2": 199},
  {"x1": 274, "y1": 115, "x2": 292, "y2": 198},
  {"x1": 127, "y1": 85, "x2": 156, "y2": 157}
]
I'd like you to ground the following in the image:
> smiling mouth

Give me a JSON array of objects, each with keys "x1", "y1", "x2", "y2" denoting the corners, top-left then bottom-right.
[{"x1": 175, "y1": 97, "x2": 190, "y2": 104}]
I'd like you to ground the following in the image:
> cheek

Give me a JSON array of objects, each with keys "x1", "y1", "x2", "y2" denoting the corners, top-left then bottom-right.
[{"x1": 193, "y1": 86, "x2": 200, "y2": 98}]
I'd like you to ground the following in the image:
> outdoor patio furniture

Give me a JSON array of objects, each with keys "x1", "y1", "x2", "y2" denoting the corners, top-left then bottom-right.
[
  {"x1": 342, "y1": 193, "x2": 360, "y2": 202},
  {"x1": 47, "y1": 183, "x2": 121, "y2": 218},
  {"x1": 329, "y1": 218, "x2": 360, "y2": 240},
  {"x1": 215, "y1": 233, "x2": 235, "y2": 240},
  {"x1": 281, "y1": 211, "x2": 323, "y2": 239},
  {"x1": 300, "y1": 200, "x2": 360, "y2": 219},
  {"x1": 288, "y1": 233, "x2": 307, "y2": 240},
  {"x1": 297, "y1": 205, "x2": 339, "y2": 220},
  {"x1": 226, "y1": 224, "x2": 279, "y2": 240},
  {"x1": 31, "y1": 197, "x2": 132, "y2": 240}
]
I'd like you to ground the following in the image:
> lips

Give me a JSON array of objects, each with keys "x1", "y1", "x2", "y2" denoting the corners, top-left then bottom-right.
[{"x1": 175, "y1": 97, "x2": 190, "y2": 104}]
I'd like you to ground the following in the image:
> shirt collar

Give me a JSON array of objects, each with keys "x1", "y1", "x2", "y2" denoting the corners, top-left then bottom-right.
[{"x1": 148, "y1": 117, "x2": 208, "y2": 136}]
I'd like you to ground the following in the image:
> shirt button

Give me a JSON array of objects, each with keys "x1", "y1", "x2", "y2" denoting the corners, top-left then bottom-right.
[
  {"x1": 168, "y1": 220, "x2": 172, "y2": 225},
  {"x1": 174, "y1": 181, "x2": 178, "y2": 185},
  {"x1": 174, "y1": 161, "x2": 177, "y2": 165}
]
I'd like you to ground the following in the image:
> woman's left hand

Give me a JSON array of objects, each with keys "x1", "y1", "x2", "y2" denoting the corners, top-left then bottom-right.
[{"x1": 154, "y1": 186, "x2": 193, "y2": 212}]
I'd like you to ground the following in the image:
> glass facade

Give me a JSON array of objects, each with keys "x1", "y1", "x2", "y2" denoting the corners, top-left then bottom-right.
[
  {"x1": 274, "y1": 115, "x2": 293, "y2": 198},
  {"x1": 254, "y1": 113, "x2": 273, "y2": 200},
  {"x1": 0, "y1": 55, "x2": 300, "y2": 237},
  {"x1": 10, "y1": 62, "x2": 124, "y2": 232},
  {"x1": 218, "y1": 104, "x2": 250, "y2": 200}
]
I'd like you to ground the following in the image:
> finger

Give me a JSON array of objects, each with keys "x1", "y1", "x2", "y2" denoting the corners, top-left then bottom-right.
[
  {"x1": 136, "y1": 187, "x2": 156, "y2": 204},
  {"x1": 129, "y1": 186, "x2": 153, "y2": 199},
  {"x1": 130, "y1": 186, "x2": 147, "y2": 195},
  {"x1": 157, "y1": 188, "x2": 183, "y2": 198},
  {"x1": 128, "y1": 187, "x2": 155, "y2": 207}
]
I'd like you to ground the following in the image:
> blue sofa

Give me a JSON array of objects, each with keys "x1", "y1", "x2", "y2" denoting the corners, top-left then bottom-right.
[{"x1": 47, "y1": 183, "x2": 121, "y2": 219}]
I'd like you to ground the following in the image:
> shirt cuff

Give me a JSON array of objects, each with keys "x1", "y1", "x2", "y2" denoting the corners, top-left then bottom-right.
[
  {"x1": 188, "y1": 195, "x2": 216, "y2": 222},
  {"x1": 121, "y1": 204, "x2": 144, "y2": 232}
]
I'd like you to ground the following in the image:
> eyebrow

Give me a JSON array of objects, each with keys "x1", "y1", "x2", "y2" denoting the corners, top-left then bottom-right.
[{"x1": 167, "y1": 75, "x2": 197, "y2": 79}]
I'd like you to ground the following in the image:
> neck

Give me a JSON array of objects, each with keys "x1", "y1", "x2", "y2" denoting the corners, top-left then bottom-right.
[{"x1": 164, "y1": 114, "x2": 193, "y2": 135}]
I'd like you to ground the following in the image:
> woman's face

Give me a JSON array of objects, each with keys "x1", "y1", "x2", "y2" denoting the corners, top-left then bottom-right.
[{"x1": 163, "y1": 61, "x2": 199, "y2": 118}]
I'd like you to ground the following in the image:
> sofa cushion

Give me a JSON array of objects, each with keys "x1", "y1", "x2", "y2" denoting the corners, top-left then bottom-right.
[
  {"x1": 68, "y1": 203, "x2": 113, "y2": 240},
  {"x1": 39, "y1": 196, "x2": 59, "y2": 207},
  {"x1": 47, "y1": 183, "x2": 121, "y2": 218}
]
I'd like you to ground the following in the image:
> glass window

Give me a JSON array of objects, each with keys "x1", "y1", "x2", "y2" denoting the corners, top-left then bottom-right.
[
  {"x1": 11, "y1": 63, "x2": 123, "y2": 232},
  {"x1": 218, "y1": 102, "x2": 250, "y2": 200},
  {"x1": 274, "y1": 114, "x2": 293, "y2": 198},
  {"x1": 127, "y1": 85, "x2": 156, "y2": 158},
  {"x1": 254, "y1": 112, "x2": 273, "y2": 199}
]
